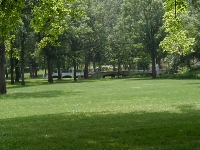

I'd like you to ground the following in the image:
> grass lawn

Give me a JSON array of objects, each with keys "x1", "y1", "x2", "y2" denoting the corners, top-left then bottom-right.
[{"x1": 0, "y1": 78, "x2": 200, "y2": 150}]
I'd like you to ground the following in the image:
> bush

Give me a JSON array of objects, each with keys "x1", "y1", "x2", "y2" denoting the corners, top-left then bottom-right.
[{"x1": 160, "y1": 66, "x2": 200, "y2": 79}]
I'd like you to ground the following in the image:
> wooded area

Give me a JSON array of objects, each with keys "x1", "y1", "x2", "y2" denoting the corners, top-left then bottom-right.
[{"x1": 1, "y1": 0, "x2": 200, "y2": 94}]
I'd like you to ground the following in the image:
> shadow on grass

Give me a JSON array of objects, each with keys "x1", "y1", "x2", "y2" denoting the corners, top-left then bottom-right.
[
  {"x1": 6, "y1": 78, "x2": 99, "y2": 90},
  {"x1": 0, "y1": 104, "x2": 200, "y2": 150},
  {"x1": 186, "y1": 82, "x2": 200, "y2": 85},
  {"x1": 5, "y1": 90, "x2": 80, "y2": 99},
  {"x1": 6, "y1": 80, "x2": 50, "y2": 90}
]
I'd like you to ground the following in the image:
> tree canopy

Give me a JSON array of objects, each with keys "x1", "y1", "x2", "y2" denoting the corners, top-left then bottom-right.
[
  {"x1": 160, "y1": 0, "x2": 195, "y2": 55},
  {"x1": 0, "y1": 0, "x2": 199, "y2": 94}
]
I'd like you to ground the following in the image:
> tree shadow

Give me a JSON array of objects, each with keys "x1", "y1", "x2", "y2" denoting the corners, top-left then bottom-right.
[
  {"x1": 186, "y1": 82, "x2": 200, "y2": 85},
  {"x1": 0, "y1": 104, "x2": 200, "y2": 150},
  {"x1": 125, "y1": 77, "x2": 158, "y2": 81},
  {"x1": 6, "y1": 79, "x2": 99, "y2": 90},
  {"x1": 6, "y1": 80, "x2": 51, "y2": 89},
  {"x1": 4, "y1": 90, "x2": 80, "y2": 99}
]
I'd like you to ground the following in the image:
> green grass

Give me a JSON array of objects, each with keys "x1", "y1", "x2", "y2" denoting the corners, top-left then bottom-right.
[{"x1": 0, "y1": 78, "x2": 200, "y2": 150}]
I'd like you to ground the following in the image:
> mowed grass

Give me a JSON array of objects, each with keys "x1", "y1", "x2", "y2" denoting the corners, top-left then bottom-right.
[{"x1": 0, "y1": 78, "x2": 200, "y2": 150}]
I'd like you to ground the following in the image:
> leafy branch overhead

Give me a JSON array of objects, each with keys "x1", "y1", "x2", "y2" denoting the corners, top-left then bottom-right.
[
  {"x1": 30, "y1": 0, "x2": 82, "y2": 48},
  {"x1": 160, "y1": 0, "x2": 195, "y2": 55},
  {"x1": 0, "y1": 0, "x2": 24, "y2": 41}
]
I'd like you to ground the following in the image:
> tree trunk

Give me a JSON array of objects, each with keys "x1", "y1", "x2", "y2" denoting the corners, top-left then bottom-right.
[
  {"x1": 117, "y1": 60, "x2": 120, "y2": 78},
  {"x1": 57, "y1": 59, "x2": 62, "y2": 80},
  {"x1": 32, "y1": 63, "x2": 35, "y2": 77},
  {"x1": 92, "y1": 55, "x2": 96, "y2": 72},
  {"x1": 47, "y1": 55, "x2": 53, "y2": 83},
  {"x1": 29, "y1": 64, "x2": 34, "y2": 78},
  {"x1": 34, "y1": 62, "x2": 38, "y2": 78},
  {"x1": 84, "y1": 55, "x2": 89, "y2": 79},
  {"x1": 15, "y1": 59, "x2": 20, "y2": 82},
  {"x1": 73, "y1": 59, "x2": 77, "y2": 81},
  {"x1": 77, "y1": 63, "x2": 79, "y2": 71},
  {"x1": 5, "y1": 67, "x2": 8, "y2": 79},
  {"x1": 152, "y1": 57, "x2": 156, "y2": 79},
  {"x1": 113, "y1": 64, "x2": 116, "y2": 71},
  {"x1": 71, "y1": 39, "x2": 77, "y2": 81},
  {"x1": 0, "y1": 39, "x2": 7, "y2": 94},
  {"x1": 43, "y1": 56, "x2": 47, "y2": 75},
  {"x1": 10, "y1": 49, "x2": 15, "y2": 84},
  {"x1": 35, "y1": 67, "x2": 38, "y2": 77},
  {"x1": 21, "y1": 32, "x2": 25, "y2": 85}
]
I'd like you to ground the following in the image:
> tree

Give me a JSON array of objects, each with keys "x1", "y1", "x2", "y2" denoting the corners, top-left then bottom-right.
[
  {"x1": 62, "y1": 0, "x2": 92, "y2": 81},
  {"x1": 0, "y1": 0, "x2": 24, "y2": 94},
  {"x1": 187, "y1": 0, "x2": 200, "y2": 64},
  {"x1": 102, "y1": 0, "x2": 123, "y2": 72},
  {"x1": 160, "y1": 0, "x2": 195, "y2": 55},
  {"x1": 82, "y1": 0, "x2": 108, "y2": 78},
  {"x1": 117, "y1": 0, "x2": 165, "y2": 78},
  {"x1": 6, "y1": 35, "x2": 20, "y2": 84},
  {"x1": 30, "y1": 0, "x2": 75, "y2": 83},
  {"x1": 20, "y1": 0, "x2": 36, "y2": 85}
]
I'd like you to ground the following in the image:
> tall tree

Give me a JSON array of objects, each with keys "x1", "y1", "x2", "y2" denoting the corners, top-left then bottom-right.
[
  {"x1": 31, "y1": 0, "x2": 74, "y2": 83},
  {"x1": 117, "y1": 0, "x2": 165, "y2": 78},
  {"x1": 0, "y1": 0, "x2": 24, "y2": 94},
  {"x1": 63, "y1": 0, "x2": 92, "y2": 81},
  {"x1": 82, "y1": 0, "x2": 108, "y2": 78}
]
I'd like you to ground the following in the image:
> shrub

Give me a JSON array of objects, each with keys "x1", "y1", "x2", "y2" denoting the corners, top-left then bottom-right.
[{"x1": 160, "y1": 66, "x2": 200, "y2": 79}]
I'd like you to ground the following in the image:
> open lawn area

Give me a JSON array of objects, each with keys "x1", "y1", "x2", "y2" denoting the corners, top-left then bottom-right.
[{"x1": 0, "y1": 78, "x2": 200, "y2": 150}]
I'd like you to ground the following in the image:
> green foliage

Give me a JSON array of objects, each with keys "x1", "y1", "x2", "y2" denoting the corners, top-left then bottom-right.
[
  {"x1": 164, "y1": 54, "x2": 180, "y2": 69},
  {"x1": 30, "y1": 0, "x2": 75, "y2": 48},
  {"x1": 135, "y1": 52, "x2": 151, "y2": 70},
  {"x1": 5, "y1": 36, "x2": 13, "y2": 56},
  {"x1": 5, "y1": 35, "x2": 20, "y2": 60},
  {"x1": 161, "y1": 69, "x2": 200, "y2": 79},
  {"x1": 160, "y1": 0, "x2": 195, "y2": 55},
  {"x1": 165, "y1": 0, "x2": 188, "y2": 14},
  {"x1": 160, "y1": 30, "x2": 195, "y2": 54},
  {"x1": 115, "y1": 0, "x2": 165, "y2": 78},
  {"x1": 0, "y1": 0, "x2": 24, "y2": 40}
]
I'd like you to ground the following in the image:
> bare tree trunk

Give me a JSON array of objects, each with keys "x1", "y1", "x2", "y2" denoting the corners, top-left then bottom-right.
[
  {"x1": 117, "y1": 60, "x2": 120, "y2": 78},
  {"x1": 71, "y1": 39, "x2": 77, "y2": 81},
  {"x1": 32, "y1": 63, "x2": 35, "y2": 77},
  {"x1": 29, "y1": 64, "x2": 33, "y2": 78},
  {"x1": 47, "y1": 56, "x2": 53, "y2": 83},
  {"x1": 152, "y1": 57, "x2": 156, "y2": 79},
  {"x1": 113, "y1": 64, "x2": 116, "y2": 71},
  {"x1": 84, "y1": 55, "x2": 89, "y2": 79},
  {"x1": 34, "y1": 62, "x2": 37, "y2": 78},
  {"x1": 92, "y1": 55, "x2": 96, "y2": 72},
  {"x1": 43, "y1": 56, "x2": 47, "y2": 75},
  {"x1": 10, "y1": 48, "x2": 15, "y2": 84},
  {"x1": 73, "y1": 59, "x2": 77, "y2": 81},
  {"x1": 46, "y1": 46, "x2": 53, "y2": 83},
  {"x1": 15, "y1": 59, "x2": 20, "y2": 82},
  {"x1": 5, "y1": 67, "x2": 8, "y2": 79},
  {"x1": 57, "y1": 59, "x2": 62, "y2": 80},
  {"x1": 0, "y1": 38, "x2": 7, "y2": 94},
  {"x1": 21, "y1": 32, "x2": 25, "y2": 85}
]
